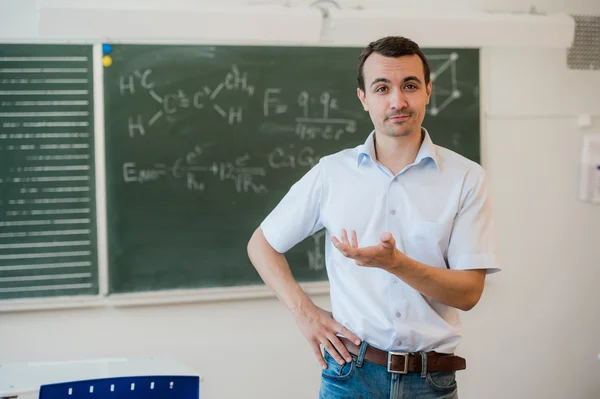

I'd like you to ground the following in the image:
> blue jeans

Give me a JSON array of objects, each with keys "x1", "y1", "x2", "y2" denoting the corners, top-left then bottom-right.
[{"x1": 319, "y1": 342, "x2": 458, "y2": 399}]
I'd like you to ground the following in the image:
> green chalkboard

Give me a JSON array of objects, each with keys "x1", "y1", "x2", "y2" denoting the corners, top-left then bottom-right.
[
  {"x1": 0, "y1": 44, "x2": 98, "y2": 300},
  {"x1": 103, "y1": 44, "x2": 479, "y2": 294}
]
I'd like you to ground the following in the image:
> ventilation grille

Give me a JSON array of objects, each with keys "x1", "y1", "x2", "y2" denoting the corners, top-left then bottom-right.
[{"x1": 567, "y1": 15, "x2": 600, "y2": 70}]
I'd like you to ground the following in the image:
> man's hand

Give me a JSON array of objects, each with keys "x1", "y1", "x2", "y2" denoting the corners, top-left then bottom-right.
[
  {"x1": 331, "y1": 229, "x2": 405, "y2": 271},
  {"x1": 292, "y1": 300, "x2": 361, "y2": 369}
]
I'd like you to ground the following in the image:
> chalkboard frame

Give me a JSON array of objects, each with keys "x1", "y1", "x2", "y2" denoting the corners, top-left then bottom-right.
[{"x1": 102, "y1": 43, "x2": 481, "y2": 295}]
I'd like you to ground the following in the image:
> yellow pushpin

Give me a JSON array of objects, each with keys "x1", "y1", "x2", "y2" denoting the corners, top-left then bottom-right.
[{"x1": 102, "y1": 55, "x2": 113, "y2": 67}]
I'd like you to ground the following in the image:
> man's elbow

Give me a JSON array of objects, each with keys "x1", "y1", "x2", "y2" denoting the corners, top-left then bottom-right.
[
  {"x1": 247, "y1": 227, "x2": 279, "y2": 259},
  {"x1": 247, "y1": 228, "x2": 262, "y2": 258},
  {"x1": 459, "y1": 297, "x2": 478, "y2": 311},
  {"x1": 459, "y1": 286, "x2": 484, "y2": 311},
  {"x1": 457, "y1": 270, "x2": 486, "y2": 311}
]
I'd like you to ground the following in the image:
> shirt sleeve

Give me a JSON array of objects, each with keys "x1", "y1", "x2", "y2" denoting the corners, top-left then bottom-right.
[
  {"x1": 260, "y1": 162, "x2": 324, "y2": 253},
  {"x1": 447, "y1": 170, "x2": 501, "y2": 274}
]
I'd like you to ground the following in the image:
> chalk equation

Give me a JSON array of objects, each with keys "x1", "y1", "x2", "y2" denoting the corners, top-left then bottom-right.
[
  {"x1": 117, "y1": 65, "x2": 358, "y2": 142},
  {"x1": 264, "y1": 89, "x2": 357, "y2": 141},
  {"x1": 268, "y1": 145, "x2": 319, "y2": 169},
  {"x1": 122, "y1": 143, "x2": 322, "y2": 193},
  {"x1": 123, "y1": 145, "x2": 267, "y2": 194}
]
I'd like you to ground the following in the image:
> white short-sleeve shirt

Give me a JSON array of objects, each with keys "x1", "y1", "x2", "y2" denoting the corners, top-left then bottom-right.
[{"x1": 261, "y1": 129, "x2": 501, "y2": 353}]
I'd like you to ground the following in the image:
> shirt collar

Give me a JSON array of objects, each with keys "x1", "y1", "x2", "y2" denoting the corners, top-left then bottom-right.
[
  {"x1": 415, "y1": 128, "x2": 440, "y2": 170},
  {"x1": 356, "y1": 130, "x2": 377, "y2": 166},
  {"x1": 357, "y1": 128, "x2": 440, "y2": 170}
]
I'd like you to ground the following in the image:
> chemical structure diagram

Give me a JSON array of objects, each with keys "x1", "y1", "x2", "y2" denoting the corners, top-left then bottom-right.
[
  {"x1": 427, "y1": 52, "x2": 461, "y2": 116},
  {"x1": 119, "y1": 64, "x2": 255, "y2": 137}
]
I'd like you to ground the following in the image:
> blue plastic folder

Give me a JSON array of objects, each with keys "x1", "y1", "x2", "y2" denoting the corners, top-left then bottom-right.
[{"x1": 39, "y1": 375, "x2": 200, "y2": 399}]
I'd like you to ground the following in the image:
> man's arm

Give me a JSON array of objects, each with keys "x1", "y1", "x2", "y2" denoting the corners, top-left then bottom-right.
[
  {"x1": 247, "y1": 227, "x2": 361, "y2": 368},
  {"x1": 332, "y1": 230, "x2": 486, "y2": 311},
  {"x1": 389, "y1": 253, "x2": 485, "y2": 311}
]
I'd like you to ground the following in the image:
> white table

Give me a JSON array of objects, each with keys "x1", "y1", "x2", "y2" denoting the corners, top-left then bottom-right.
[{"x1": 0, "y1": 357, "x2": 202, "y2": 399}]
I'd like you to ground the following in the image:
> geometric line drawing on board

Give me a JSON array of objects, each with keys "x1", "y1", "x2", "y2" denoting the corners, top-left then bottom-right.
[{"x1": 425, "y1": 52, "x2": 460, "y2": 116}]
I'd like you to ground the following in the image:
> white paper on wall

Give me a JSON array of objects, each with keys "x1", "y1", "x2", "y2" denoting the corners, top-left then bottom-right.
[{"x1": 579, "y1": 134, "x2": 600, "y2": 204}]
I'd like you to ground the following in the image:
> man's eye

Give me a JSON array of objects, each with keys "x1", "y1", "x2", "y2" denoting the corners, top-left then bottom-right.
[
  {"x1": 405, "y1": 84, "x2": 417, "y2": 90},
  {"x1": 375, "y1": 86, "x2": 388, "y2": 93}
]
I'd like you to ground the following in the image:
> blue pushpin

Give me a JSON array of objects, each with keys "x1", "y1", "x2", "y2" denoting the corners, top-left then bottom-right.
[{"x1": 102, "y1": 43, "x2": 112, "y2": 54}]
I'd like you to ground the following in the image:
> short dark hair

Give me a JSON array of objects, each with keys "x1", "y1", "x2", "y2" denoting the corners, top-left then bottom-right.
[{"x1": 357, "y1": 36, "x2": 430, "y2": 91}]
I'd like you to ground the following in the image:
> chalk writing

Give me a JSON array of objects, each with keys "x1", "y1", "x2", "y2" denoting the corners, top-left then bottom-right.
[
  {"x1": 123, "y1": 145, "x2": 267, "y2": 194},
  {"x1": 120, "y1": 64, "x2": 257, "y2": 135}
]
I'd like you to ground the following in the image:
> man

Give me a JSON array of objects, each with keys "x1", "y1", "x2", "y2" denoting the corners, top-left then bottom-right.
[{"x1": 247, "y1": 36, "x2": 500, "y2": 399}]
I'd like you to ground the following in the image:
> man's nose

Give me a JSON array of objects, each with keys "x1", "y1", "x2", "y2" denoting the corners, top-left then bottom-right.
[{"x1": 389, "y1": 89, "x2": 408, "y2": 110}]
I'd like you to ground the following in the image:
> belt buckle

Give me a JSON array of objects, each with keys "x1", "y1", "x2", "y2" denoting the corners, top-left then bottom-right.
[{"x1": 387, "y1": 351, "x2": 409, "y2": 374}]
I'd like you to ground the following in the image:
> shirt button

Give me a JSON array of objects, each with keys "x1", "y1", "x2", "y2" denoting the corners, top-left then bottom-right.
[
  {"x1": 390, "y1": 209, "x2": 396, "y2": 215},
  {"x1": 396, "y1": 340, "x2": 403, "y2": 346},
  {"x1": 395, "y1": 311, "x2": 402, "y2": 318},
  {"x1": 392, "y1": 278, "x2": 398, "y2": 284}
]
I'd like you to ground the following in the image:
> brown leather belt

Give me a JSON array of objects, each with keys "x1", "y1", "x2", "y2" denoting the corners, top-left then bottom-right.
[{"x1": 339, "y1": 337, "x2": 466, "y2": 374}]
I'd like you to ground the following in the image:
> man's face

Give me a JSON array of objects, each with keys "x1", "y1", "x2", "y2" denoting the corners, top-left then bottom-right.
[{"x1": 357, "y1": 53, "x2": 432, "y2": 138}]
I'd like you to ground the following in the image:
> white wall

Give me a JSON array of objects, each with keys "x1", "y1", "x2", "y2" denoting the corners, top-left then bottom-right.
[{"x1": 1, "y1": 1, "x2": 600, "y2": 399}]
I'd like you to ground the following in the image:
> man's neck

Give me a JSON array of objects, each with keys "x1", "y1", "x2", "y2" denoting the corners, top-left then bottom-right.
[{"x1": 374, "y1": 128, "x2": 424, "y2": 175}]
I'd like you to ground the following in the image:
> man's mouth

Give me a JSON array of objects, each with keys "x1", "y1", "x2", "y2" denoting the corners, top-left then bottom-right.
[{"x1": 387, "y1": 114, "x2": 410, "y2": 122}]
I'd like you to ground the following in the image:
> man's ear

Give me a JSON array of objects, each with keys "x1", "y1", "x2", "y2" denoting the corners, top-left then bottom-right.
[
  {"x1": 426, "y1": 80, "x2": 432, "y2": 105},
  {"x1": 357, "y1": 88, "x2": 368, "y2": 111}
]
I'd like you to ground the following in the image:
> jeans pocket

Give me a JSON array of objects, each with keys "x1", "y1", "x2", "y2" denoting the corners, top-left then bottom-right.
[
  {"x1": 321, "y1": 350, "x2": 355, "y2": 381},
  {"x1": 426, "y1": 371, "x2": 457, "y2": 391}
]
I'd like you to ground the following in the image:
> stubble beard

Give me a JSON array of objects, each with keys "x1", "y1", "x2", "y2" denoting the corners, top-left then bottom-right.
[{"x1": 381, "y1": 119, "x2": 415, "y2": 138}]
